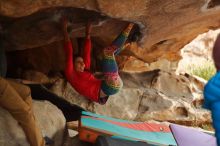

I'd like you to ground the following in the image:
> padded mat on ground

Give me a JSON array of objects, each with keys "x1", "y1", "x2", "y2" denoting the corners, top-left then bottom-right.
[{"x1": 79, "y1": 111, "x2": 177, "y2": 146}]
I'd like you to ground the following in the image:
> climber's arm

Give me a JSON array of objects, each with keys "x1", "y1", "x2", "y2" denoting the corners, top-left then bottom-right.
[
  {"x1": 83, "y1": 22, "x2": 92, "y2": 70},
  {"x1": 63, "y1": 17, "x2": 75, "y2": 81}
]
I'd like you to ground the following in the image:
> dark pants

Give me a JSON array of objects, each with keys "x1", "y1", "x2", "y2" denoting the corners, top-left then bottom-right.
[{"x1": 27, "y1": 84, "x2": 84, "y2": 122}]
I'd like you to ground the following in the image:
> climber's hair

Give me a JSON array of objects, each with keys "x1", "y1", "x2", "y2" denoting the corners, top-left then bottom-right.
[
  {"x1": 127, "y1": 24, "x2": 142, "y2": 43},
  {"x1": 74, "y1": 54, "x2": 83, "y2": 61},
  {"x1": 212, "y1": 33, "x2": 220, "y2": 71}
]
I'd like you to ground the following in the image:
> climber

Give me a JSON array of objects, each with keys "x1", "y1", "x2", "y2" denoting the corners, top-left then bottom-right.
[
  {"x1": 0, "y1": 24, "x2": 53, "y2": 146},
  {"x1": 203, "y1": 34, "x2": 220, "y2": 146},
  {"x1": 63, "y1": 17, "x2": 134, "y2": 104}
]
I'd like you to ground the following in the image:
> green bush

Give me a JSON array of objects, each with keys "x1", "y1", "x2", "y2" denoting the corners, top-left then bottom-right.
[{"x1": 188, "y1": 61, "x2": 216, "y2": 80}]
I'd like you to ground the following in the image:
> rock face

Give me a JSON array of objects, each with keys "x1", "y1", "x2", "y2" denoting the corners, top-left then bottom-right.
[
  {"x1": 50, "y1": 70, "x2": 211, "y2": 126},
  {"x1": 0, "y1": 100, "x2": 66, "y2": 146},
  {"x1": 118, "y1": 56, "x2": 178, "y2": 72},
  {"x1": 1, "y1": 0, "x2": 220, "y2": 65}
]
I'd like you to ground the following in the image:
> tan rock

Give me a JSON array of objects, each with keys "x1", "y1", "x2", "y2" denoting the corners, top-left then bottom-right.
[
  {"x1": 49, "y1": 70, "x2": 211, "y2": 126},
  {"x1": 117, "y1": 56, "x2": 149, "y2": 72},
  {"x1": 22, "y1": 70, "x2": 50, "y2": 84},
  {"x1": 94, "y1": 88, "x2": 144, "y2": 120},
  {"x1": 151, "y1": 71, "x2": 194, "y2": 99},
  {"x1": 117, "y1": 56, "x2": 179, "y2": 73}
]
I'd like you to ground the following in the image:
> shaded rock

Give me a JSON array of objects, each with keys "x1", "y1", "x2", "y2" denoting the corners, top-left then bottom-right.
[
  {"x1": 6, "y1": 36, "x2": 105, "y2": 76},
  {"x1": 1, "y1": 0, "x2": 220, "y2": 64},
  {"x1": 7, "y1": 41, "x2": 66, "y2": 75},
  {"x1": 0, "y1": 100, "x2": 66, "y2": 146},
  {"x1": 3, "y1": 8, "x2": 113, "y2": 50}
]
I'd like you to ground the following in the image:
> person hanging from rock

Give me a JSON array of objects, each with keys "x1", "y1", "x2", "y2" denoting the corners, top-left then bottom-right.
[
  {"x1": 63, "y1": 17, "x2": 134, "y2": 104},
  {"x1": 203, "y1": 34, "x2": 220, "y2": 146},
  {"x1": 0, "y1": 24, "x2": 53, "y2": 146}
]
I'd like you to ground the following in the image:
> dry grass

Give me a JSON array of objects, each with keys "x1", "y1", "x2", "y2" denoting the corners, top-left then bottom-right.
[{"x1": 188, "y1": 61, "x2": 216, "y2": 80}]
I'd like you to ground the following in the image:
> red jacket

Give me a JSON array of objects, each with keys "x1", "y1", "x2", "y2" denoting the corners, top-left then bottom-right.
[{"x1": 64, "y1": 39, "x2": 102, "y2": 102}]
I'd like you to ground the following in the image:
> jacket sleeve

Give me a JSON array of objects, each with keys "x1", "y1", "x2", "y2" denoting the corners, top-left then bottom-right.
[
  {"x1": 64, "y1": 41, "x2": 75, "y2": 82},
  {"x1": 211, "y1": 102, "x2": 220, "y2": 146},
  {"x1": 83, "y1": 37, "x2": 92, "y2": 70},
  {"x1": 203, "y1": 72, "x2": 220, "y2": 146}
]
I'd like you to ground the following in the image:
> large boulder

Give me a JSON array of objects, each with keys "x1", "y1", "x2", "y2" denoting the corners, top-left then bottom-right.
[
  {"x1": 49, "y1": 70, "x2": 211, "y2": 126},
  {"x1": 1, "y1": 0, "x2": 220, "y2": 64},
  {"x1": 118, "y1": 56, "x2": 178, "y2": 72},
  {"x1": 0, "y1": 100, "x2": 66, "y2": 146}
]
